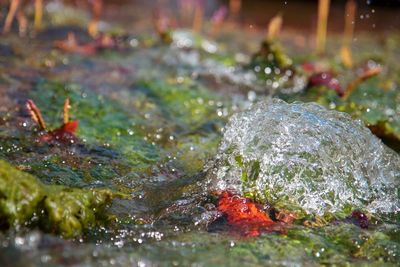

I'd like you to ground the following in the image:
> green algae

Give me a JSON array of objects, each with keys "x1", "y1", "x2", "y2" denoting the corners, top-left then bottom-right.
[
  {"x1": 134, "y1": 80, "x2": 224, "y2": 129},
  {"x1": 138, "y1": 80, "x2": 227, "y2": 174},
  {"x1": 43, "y1": 186, "x2": 112, "y2": 238},
  {"x1": 338, "y1": 78, "x2": 400, "y2": 141},
  {"x1": 1, "y1": 221, "x2": 398, "y2": 267},
  {"x1": 31, "y1": 80, "x2": 159, "y2": 168},
  {"x1": 86, "y1": 224, "x2": 397, "y2": 266},
  {"x1": 0, "y1": 160, "x2": 45, "y2": 227},
  {"x1": 0, "y1": 160, "x2": 113, "y2": 238},
  {"x1": 227, "y1": 224, "x2": 399, "y2": 266}
]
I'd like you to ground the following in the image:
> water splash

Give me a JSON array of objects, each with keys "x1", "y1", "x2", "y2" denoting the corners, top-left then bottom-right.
[{"x1": 208, "y1": 98, "x2": 400, "y2": 217}]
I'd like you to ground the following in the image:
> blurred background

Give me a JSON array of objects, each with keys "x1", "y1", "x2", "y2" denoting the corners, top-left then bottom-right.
[
  {"x1": 1, "y1": 0, "x2": 399, "y2": 36},
  {"x1": 95, "y1": 0, "x2": 400, "y2": 33}
]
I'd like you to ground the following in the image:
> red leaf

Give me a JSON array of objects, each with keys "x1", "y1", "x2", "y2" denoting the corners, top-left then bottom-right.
[
  {"x1": 307, "y1": 72, "x2": 344, "y2": 96},
  {"x1": 61, "y1": 121, "x2": 79, "y2": 134},
  {"x1": 38, "y1": 121, "x2": 78, "y2": 144},
  {"x1": 217, "y1": 191, "x2": 276, "y2": 237}
]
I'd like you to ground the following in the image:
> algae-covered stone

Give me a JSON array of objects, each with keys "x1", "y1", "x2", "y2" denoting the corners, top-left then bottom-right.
[
  {"x1": 0, "y1": 161, "x2": 45, "y2": 227},
  {"x1": 0, "y1": 160, "x2": 113, "y2": 237},
  {"x1": 43, "y1": 186, "x2": 112, "y2": 238},
  {"x1": 209, "y1": 99, "x2": 400, "y2": 217}
]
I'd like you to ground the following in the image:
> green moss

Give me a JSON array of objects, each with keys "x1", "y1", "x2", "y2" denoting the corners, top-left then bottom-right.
[
  {"x1": 172, "y1": 134, "x2": 221, "y2": 175},
  {"x1": 32, "y1": 80, "x2": 158, "y2": 164},
  {"x1": 0, "y1": 160, "x2": 45, "y2": 227},
  {"x1": 356, "y1": 231, "x2": 400, "y2": 262},
  {"x1": 223, "y1": 224, "x2": 399, "y2": 266},
  {"x1": 136, "y1": 80, "x2": 225, "y2": 129},
  {"x1": 0, "y1": 160, "x2": 113, "y2": 238},
  {"x1": 43, "y1": 186, "x2": 112, "y2": 238},
  {"x1": 130, "y1": 80, "x2": 227, "y2": 174},
  {"x1": 339, "y1": 78, "x2": 400, "y2": 141}
]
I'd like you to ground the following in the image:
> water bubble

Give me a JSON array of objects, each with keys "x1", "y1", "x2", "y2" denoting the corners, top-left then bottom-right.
[
  {"x1": 129, "y1": 38, "x2": 139, "y2": 47},
  {"x1": 247, "y1": 91, "x2": 257, "y2": 102},
  {"x1": 209, "y1": 99, "x2": 400, "y2": 216},
  {"x1": 41, "y1": 255, "x2": 52, "y2": 263}
]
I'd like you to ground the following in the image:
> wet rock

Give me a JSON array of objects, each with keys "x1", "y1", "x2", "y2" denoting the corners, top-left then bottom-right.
[
  {"x1": 208, "y1": 99, "x2": 400, "y2": 217},
  {"x1": 0, "y1": 160, "x2": 113, "y2": 237},
  {"x1": 0, "y1": 161, "x2": 45, "y2": 227}
]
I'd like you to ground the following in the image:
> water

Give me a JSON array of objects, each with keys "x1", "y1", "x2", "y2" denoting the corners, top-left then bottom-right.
[
  {"x1": 0, "y1": 1, "x2": 399, "y2": 266},
  {"x1": 209, "y1": 98, "x2": 400, "y2": 217}
]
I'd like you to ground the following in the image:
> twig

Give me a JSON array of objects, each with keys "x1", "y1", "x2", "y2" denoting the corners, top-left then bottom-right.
[
  {"x1": 26, "y1": 99, "x2": 46, "y2": 130},
  {"x1": 343, "y1": 67, "x2": 382, "y2": 100}
]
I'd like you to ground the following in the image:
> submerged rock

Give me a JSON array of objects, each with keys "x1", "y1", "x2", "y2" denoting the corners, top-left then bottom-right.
[{"x1": 208, "y1": 99, "x2": 400, "y2": 217}]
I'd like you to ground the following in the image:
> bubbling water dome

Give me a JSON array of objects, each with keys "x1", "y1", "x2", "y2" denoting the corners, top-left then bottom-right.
[{"x1": 208, "y1": 99, "x2": 400, "y2": 218}]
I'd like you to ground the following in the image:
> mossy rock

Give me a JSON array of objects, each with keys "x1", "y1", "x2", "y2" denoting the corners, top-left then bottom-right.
[
  {"x1": 0, "y1": 160, "x2": 45, "y2": 227},
  {"x1": 0, "y1": 160, "x2": 113, "y2": 238}
]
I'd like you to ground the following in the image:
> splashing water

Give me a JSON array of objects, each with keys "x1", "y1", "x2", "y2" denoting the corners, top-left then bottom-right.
[{"x1": 208, "y1": 98, "x2": 400, "y2": 217}]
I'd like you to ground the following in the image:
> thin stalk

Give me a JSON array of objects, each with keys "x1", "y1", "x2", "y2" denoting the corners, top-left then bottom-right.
[
  {"x1": 3, "y1": 0, "x2": 21, "y2": 34},
  {"x1": 16, "y1": 9, "x2": 27, "y2": 36},
  {"x1": 88, "y1": 0, "x2": 103, "y2": 37},
  {"x1": 34, "y1": 0, "x2": 43, "y2": 32},
  {"x1": 26, "y1": 100, "x2": 47, "y2": 131},
  {"x1": 63, "y1": 98, "x2": 70, "y2": 124},
  {"x1": 210, "y1": 6, "x2": 228, "y2": 37},
  {"x1": 267, "y1": 14, "x2": 283, "y2": 41},
  {"x1": 341, "y1": 0, "x2": 357, "y2": 68},
  {"x1": 316, "y1": 0, "x2": 330, "y2": 54},
  {"x1": 192, "y1": 1, "x2": 204, "y2": 33},
  {"x1": 229, "y1": 0, "x2": 242, "y2": 16}
]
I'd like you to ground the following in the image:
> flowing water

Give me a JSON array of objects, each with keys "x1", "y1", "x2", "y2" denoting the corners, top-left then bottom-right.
[{"x1": 0, "y1": 1, "x2": 399, "y2": 266}]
